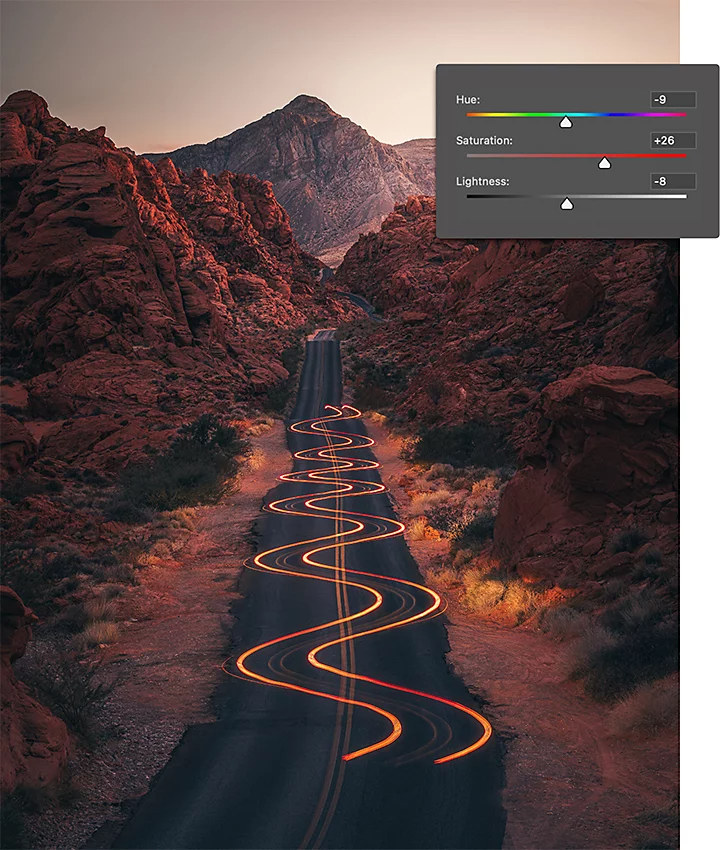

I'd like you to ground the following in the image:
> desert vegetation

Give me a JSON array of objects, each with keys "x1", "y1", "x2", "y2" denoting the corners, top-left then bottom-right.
[{"x1": 108, "y1": 414, "x2": 250, "y2": 517}]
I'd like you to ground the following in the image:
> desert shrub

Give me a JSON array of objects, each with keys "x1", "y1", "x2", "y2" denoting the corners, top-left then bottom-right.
[
  {"x1": 265, "y1": 378, "x2": 293, "y2": 414},
  {"x1": 352, "y1": 359, "x2": 408, "y2": 411},
  {"x1": 407, "y1": 420, "x2": 515, "y2": 469},
  {"x1": 407, "y1": 489, "x2": 453, "y2": 518},
  {"x1": 281, "y1": 340, "x2": 304, "y2": 377},
  {"x1": 426, "y1": 502, "x2": 466, "y2": 534},
  {"x1": 608, "y1": 677, "x2": 679, "y2": 736},
  {"x1": 503, "y1": 581, "x2": 548, "y2": 624},
  {"x1": 76, "y1": 621, "x2": 120, "y2": 649},
  {"x1": 643, "y1": 547, "x2": 663, "y2": 566},
  {"x1": 1, "y1": 476, "x2": 46, "y2": 505},
  {"x1": 452, "y1": 548, "x2": 475, "y2": 569},
  {"x1": 0, "y1": 542, "x2": 87, "y2": 608},
  {"x1": 644, "y1": 356, "x2": 678, "y2": 381},
  {"x1": 462, "y1": 572, "x2": 505, "y2": 612},
  {"x1": 540, "y1": 606, "x2": 587, "y2": 640},
  {"x1": 99, "y1": 584, "x2": 126, "y2": 601},
  {"x1": 602, "y1": 577, "x2": 630, "y2": 601},
  {"x1": 569, "y1": 593, "x2": 679, "y2": 702},
  {"x1": 427, "y1": 463, "x2": 454, "y2": 481},
  {"x1": 22, "y1": 646, "x2": 116, "y2": 738},
  {"x1": 611, "y1": 525, "x2": 650, "y2": 553},
  {"x1": 115, "y1": 414, "x2": 249, "y2": 514},
  {"x1": 454, "y1": 509, "x2": 496, "y2": 549},
  {"x1": 425, "y1": 567, "x2": 457, "y2": 588},
  {"x1": 599, "y1": 589, "x2": 666, "y2": 633},
  {"x1": 482, "y1": 346, "x2": 513, "y2": 359},
  {"x1": 464, "y1": 568, "x2": 547, "y2": 623},
  {"x1": 84, "y1": 596, "x2": 119, "y2": 624},
  {"x1": 406, "y1": 518, "x2": 428, "y2": 541}
]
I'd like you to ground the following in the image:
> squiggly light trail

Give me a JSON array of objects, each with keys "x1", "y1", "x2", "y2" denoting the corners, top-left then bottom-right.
[{"x1": 231, "y1": 404, "x2": 492, "y2": 764}]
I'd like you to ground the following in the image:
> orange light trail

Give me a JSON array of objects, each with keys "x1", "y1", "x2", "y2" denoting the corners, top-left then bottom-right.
[{"x1": 231, "y1": 403, "x2": 493, "y2": 765}]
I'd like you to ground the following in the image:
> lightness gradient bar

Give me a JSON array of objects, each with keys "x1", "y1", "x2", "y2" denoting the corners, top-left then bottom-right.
[
  {"x1": 466, "y1": 153, "x2": 687, "y2": 158},
  {"x1": 466, "y1": 111, "x2": 686, "y2": 117},
  {"x1": 466, "y1": 194, "x2": 687, "y2": 200}
]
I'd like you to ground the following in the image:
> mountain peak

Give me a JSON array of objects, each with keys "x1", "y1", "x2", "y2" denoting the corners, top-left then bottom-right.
[{"x1": 282, "y1": 95, "x2": 337, "y2": 119}]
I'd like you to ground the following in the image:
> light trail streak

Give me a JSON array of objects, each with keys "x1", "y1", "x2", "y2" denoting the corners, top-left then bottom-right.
[{"x1": 231, "y1": 403, "x2": 493, "y2": 767}]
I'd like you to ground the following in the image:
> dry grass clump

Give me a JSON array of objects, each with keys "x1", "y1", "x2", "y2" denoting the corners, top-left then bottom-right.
[
  {"x1": 427, "y1": 463, "x2": 454, "y2": 480},
  {"x1": 566, "y1": 623, "x2": 618, "y2": 674},
  {"x1": 608, "y1": 677, "x2": 679, "y2": 736},
  {"x1": 246, "y1": 416, "x2": 275, "y2": 437},
  {"x1": 84, "y1": 597, "x2": 119, "y2": 624},
  {"x1": 407, "y1": 488, "x2": 453, "y2": 517},
  {"x1": 170, "y1": 507, "x2": 197, "y2": 531},
  {"x1": 452, "y1": 548, "x2": 475, "y2": 569},
  {"x1": 76, "y1": 621, "x2": 120, "y2": 649},
  {"x1": 462, "y1": 568, "x2": 551, "y2": 624},
  {"x1": 503, "y1": 581, "x2": 549, "y2": 623},
  {"x1": 365, "y1": 411, "x2": 388, "y2": 426},
  {"x1": 425, "y1": 567, "x2": 458, "y2": 588},
  {"x1": 98, "y1": 583, "x2": 126, "y2": 601},
  {"x1": 462, "y1": 572, "x2": 505, "y2": 612},
  {"x1": 246, "y1": 447, "x2": 266, "y2": 472},
  {"x1": 406, "y1": 518, "x2": 429, "y2": 541},
  {"x1": 540, "y1": 605, "x2": 587, "y2": 640}
]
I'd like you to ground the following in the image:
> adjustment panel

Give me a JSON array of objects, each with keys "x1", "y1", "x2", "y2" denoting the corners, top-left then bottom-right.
[{"x1": 436, "y1": 64, "x2": 719, "y2": 238}]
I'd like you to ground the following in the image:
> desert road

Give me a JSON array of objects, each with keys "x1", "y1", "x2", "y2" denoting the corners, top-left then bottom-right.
[{"x1": 113, "y1": 334, "x2": 505, "y2": 850}]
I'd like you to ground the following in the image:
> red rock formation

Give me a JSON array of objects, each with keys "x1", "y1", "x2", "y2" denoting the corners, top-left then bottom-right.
[
  {"x1": 336, "y1": 197, "x2": 679, "y2": 444},
  {"x1": 1, "y1": 586, "x2": 70, "y2": 794},
  {"x1": 0, "y1": 413, "x2": 36, "y2": 476},
  {"x1": 335, "y1": 198, "x2": 679, "y2": 584},
  {"x1": 1, "y1": 91, "x2": 355, "y2": 465},
  {"x1": 493, "y1": 367, "x2": 679, "y2": 581}
]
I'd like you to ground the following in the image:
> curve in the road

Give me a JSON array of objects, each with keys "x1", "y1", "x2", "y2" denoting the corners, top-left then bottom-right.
[{"x1": 224, "y1": 404, "x2": 493, "y2": 765}]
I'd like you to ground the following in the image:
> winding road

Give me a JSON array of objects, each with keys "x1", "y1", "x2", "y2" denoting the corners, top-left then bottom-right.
[{"x1": 114, "y1": 333, "x2": 505, "y2": 850}]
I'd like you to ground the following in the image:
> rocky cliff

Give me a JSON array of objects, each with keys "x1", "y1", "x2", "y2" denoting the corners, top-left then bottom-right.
[
  {"x1": 146, "y1": 96, "x2": 434, "y2": 266},
  {"x1": 1, "y1": 90, "x2": 354, "y2": 468}
]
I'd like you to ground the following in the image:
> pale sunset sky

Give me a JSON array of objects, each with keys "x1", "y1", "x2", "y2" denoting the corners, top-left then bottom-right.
[{"x1": 1, "y1": 0, "x2": 679, "y2": 152}]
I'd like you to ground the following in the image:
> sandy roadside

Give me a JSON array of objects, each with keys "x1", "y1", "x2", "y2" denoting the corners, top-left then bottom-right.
[
  {"x1": 21, "y1": 422, "x2": 292, "y2": 850},
  {"x1": 365, "y1": 418, "x2": 679, "y2": 850}
]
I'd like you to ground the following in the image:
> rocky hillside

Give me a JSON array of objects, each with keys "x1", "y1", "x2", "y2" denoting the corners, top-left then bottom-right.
[
  {"x1": 335, "y1": 196, "x2": 679, "y2": 583},
  {"x1": 146, "y1": 96, "x2": 434, "y2": 266},
  {"x1": 1, "y1": 90, "x2": 354, "y2": 471},
  {"x1": 392, "y1": 139, "x2": 434, "y2": 193}
]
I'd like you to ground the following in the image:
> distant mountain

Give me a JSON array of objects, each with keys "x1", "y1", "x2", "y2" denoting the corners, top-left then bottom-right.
[
  {"x1": 392, "y1": 139, "x2": 435, "y2": 191},
  {"x1": 145, "y1": 96, "x2": 434, "y2": 265}
]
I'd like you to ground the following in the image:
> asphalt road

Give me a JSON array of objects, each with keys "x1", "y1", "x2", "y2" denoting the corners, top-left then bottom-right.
[{"x1": 113, "y1": 336, "x2": 505, "y2": 850}]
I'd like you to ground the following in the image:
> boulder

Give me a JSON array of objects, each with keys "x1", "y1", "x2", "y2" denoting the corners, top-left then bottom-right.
[
  {"x1": 494, "y1": 366, "x2": 679, "y2": 577},
  {"x1": 1, "y1": 587, "x2": 70, "y2": 794},
  {"x1": 0, "y1": 413, "x2": 36, "y2": 476}
]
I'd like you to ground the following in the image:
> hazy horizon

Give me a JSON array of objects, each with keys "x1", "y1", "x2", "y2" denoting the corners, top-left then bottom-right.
[{"x1": 1, "y1": 0, "x2": 679, "y2": 152}]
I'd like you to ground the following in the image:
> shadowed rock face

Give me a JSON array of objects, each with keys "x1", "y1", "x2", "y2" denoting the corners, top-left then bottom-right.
[
  {"x1": 493, "y1": 366, "x2": 679, "y2": 580},
  {"x1": 1, "y1": 586, "x2": 70, "y2": 795},
  {"x1": 145, "y1": 96, "x2": 434, "y2": 265},
  {"x1": 1, "y1": 91, "x2": 354, "y2": 466}
]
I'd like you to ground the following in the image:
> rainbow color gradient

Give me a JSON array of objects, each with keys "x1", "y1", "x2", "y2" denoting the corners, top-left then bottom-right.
[{"x1": 466, "y1": 111, "x2": 686, "y2": 117}]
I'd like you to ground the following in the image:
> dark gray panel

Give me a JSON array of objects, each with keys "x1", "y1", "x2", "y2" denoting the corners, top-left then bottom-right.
[{"x1": 436, "y1": 64, "x2": 719, "y2": 238}]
